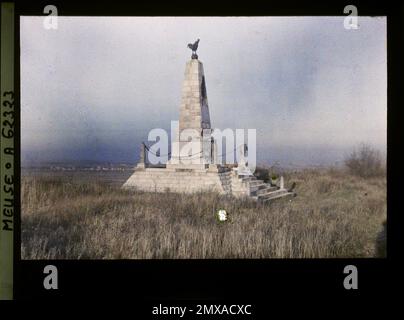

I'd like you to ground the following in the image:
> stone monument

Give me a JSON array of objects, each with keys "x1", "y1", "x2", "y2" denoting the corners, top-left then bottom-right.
[
  {"x1": 166, "y1": 57, "x2": 212, "y2": 169},
  {"x1": 123, "y1": 40, "x2": 295, "y2": 203}
]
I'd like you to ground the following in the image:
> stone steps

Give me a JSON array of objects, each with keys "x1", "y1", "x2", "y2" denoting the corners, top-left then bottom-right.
[
  {"x1": 256, "y1": 189, "x2": 296, "y2": 203},
  {"x1": 258, "y1": 188, "x2": 287, "y2": 198},
  {"x1": 240, "y1": 176, "x2": 256, "y2": 183},
  {"x1": 259, "y1": 187, "x2": 285, "y2": 198},
  {"x1": 235, "y1": 174, "x2": 292, "y2": 200},
  {"x1": 262, "y1": 192, "x2": 296, "y2": 203},
  {"x1": 235, "y1": 172, "x2": 297, "y2": 203},
  {"x1": 245, "y1": 179, "x2": 263, "y2": 187},
  {"x1": 250, "y1": 183, "x2": 267, "y2": 191},
  {"x1": 254, "y1": 185, "x2": 278, "y2": 195}
]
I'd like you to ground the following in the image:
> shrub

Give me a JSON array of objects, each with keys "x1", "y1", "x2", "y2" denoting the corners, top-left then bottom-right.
[
  {"x1": 254, "y1": 166, "x2": 270, "y2": 183},
  {"x1": 345, "y1": 143, "x2": 384, "y2": 178}
]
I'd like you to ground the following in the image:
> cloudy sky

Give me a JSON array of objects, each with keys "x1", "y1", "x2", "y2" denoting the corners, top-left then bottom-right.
[{"x1": 21, "y1": 16, "x2": 386, "y2": 166}]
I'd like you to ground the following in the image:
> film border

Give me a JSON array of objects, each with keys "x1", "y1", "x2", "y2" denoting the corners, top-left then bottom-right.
[
  {"x1": 0, "y1": 1, "x2": 15, "y2": 301},
  {"x1": 3, "y1": 0, "x2": 403, "y2": 302}
]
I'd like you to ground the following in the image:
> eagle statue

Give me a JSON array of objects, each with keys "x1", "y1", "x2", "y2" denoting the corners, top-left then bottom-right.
[{"x1": 187, "y1": 39, "x2": 200, "y2": 59}]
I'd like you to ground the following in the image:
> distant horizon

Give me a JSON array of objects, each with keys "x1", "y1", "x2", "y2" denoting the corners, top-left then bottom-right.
[{"x1": 21, "y1": 143, "x2": 386, "y2": 169}]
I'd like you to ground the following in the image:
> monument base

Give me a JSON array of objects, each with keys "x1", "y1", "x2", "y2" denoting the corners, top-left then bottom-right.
[
  {"x1": 123, "y1": 166, "x2": 232, "y2": 194},
  {"x1": 123, "y1": 165, "x2": 295, "y2": 201}
]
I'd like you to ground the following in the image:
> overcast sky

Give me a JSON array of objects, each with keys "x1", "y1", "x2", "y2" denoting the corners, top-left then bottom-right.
[{"x1": 21, "y1": 16, "x2": 387, "y2": 166}]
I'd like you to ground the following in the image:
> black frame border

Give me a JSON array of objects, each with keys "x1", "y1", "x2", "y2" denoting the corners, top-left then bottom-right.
[{"x1": 8, "y1": 0, "x2": 403, "y2": 303}]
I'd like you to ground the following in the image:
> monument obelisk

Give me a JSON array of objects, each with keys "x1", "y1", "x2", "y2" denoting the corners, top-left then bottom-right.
[{"x1": 167, "y1": 39, "x2": 213, "y2": 168}]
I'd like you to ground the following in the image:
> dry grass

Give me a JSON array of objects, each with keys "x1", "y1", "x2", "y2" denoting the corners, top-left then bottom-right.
[{"x1": 21, "y1": 168, "x2": 386, "y2": 259}]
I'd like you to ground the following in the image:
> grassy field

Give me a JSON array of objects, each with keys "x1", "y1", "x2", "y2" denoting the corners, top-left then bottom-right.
[{"x1": 21, "y1": 168, "x2": 386, "y2": 259}]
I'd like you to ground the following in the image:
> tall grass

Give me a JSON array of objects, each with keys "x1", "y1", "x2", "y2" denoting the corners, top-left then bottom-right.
[{"x1": 21, "y1": 169, "x2": 386, "y2": 259}]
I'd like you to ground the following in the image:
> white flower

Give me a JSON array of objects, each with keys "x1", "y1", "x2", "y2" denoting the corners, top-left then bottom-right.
[{"x1": 217, "y1": 209, "x2": 227, "y2": 222}]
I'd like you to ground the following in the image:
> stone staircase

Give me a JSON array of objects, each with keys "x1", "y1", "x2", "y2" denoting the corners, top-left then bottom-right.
[{"x1": 231, "y1": 171, "x2": 296, "y2": 203}]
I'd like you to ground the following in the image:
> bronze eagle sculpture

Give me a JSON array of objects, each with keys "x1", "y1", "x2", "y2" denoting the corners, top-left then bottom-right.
[{"x1": 187, "y1": 39, "x2": 200, "y2": 59}]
